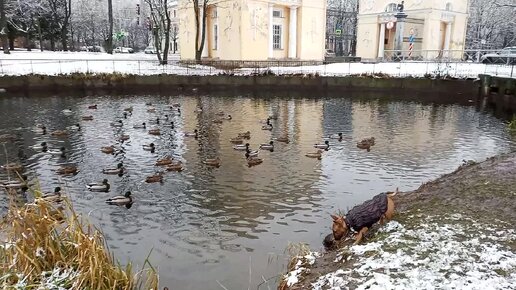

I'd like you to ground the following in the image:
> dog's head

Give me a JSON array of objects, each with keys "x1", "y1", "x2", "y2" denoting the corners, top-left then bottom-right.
[{"x1": 331, "y1": 214, "x2": 349, "y2": 241}]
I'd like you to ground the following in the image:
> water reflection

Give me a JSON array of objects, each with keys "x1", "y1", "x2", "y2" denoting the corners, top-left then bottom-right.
[{"x1": 0, "y1": 94, "x2": 514, "y2": 289}]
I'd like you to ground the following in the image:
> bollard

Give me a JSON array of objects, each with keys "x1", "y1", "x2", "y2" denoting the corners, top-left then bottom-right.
[
  {"x1": 86, "y1": 60, "x2": 89, "y2": 73},
  {"x1": 0, "y1": 59, "x2": 3, "y2": 74},
  {"x1": 138, "y1": 61, "x2": 141, "y2": 75},
  {"x1": 31, "y1": 60, "x2": 34, "y2": 74}
]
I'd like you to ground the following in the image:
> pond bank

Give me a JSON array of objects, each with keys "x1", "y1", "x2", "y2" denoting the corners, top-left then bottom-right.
[
  {"x1": 0, "y1": 74, "x2": 477, "y2": 99},
  {"x1": 279, "y1": 152, "x2": 516, "y2": 289}
]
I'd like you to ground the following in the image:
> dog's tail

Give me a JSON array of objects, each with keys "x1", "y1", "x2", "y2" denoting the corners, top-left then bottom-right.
[{"x1": 387, "y1": 187, "x2": 399, "y2": 197}]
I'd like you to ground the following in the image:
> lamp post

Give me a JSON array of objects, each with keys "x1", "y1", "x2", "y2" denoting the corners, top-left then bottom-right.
[{"x1": 394, "y1": 1, "x2": 407, "y2": 61}]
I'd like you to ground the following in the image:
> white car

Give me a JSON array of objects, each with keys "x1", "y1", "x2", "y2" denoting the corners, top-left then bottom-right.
[
  {"x1": 481, "y1": 47, "x2": 516, "y2": 64},
  {"x1": 144, "y1": 46, "x2": 157, "y2": 54},
  {"x1": 114, "y1": 47, "x2": 134, "y2": 53}
]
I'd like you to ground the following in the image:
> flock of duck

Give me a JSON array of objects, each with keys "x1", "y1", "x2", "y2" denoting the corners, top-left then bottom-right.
[{"x1": 1, "y1": 101, "x2": 376, "y2": 209}]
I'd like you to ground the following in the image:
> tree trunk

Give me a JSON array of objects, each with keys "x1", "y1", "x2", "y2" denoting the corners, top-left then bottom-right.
[
  {"x1": 0, "y1": 0, "x2": 8, "y2": 54},
  {"x1": 50, "y1": 37, "x2": 55, "y2": 51},
  {"x1": 38, "y1": 19, "x2": 43, "y2": 51},
  {"x1": 194, "y1": 2, "x2": 201, "y2": 61},
  {"x1": 107, "y1": 0, "x2": 113, "y2": 54},
  {"x1": 153, "y1": 28, "x2": 162, "y2": 64},
  {"x1": 162, "y1": 2, "x2": 171, "y2": 65},
  {"x1": 61, "y1": 28, "x2": 68, "y2": 51}
]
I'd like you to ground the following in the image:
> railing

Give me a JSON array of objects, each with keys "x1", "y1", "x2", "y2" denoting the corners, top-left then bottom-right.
[
  {"x1": 383, "y1": 49, "x2": 516, "y2": 64},
  {"x1": 0, "y1": 58, "x2": 514, "y2": 79}
]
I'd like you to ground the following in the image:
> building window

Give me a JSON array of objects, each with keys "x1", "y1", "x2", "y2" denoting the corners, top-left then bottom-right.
[
  {"x1": 212, "y1": 8, "x2": 218, "y2": 18},
  {"x1": 213, "y1": 24, "x2": 218, "y2": 50},
  {"x1": 445, "y1": 3, "x2": 452, "y2": 11},
  {"x1": 273, "y1": 24, "x2": 282, "y2": 49},
  {"x1": 173, "y1": 10, "x2": 176, "y2": 18},
  {"x1": 385, "y1": 3, "x2": 397, "y2": 12},
  {"x1": 273, "y1": 9, "x2": 282, "y2": 18}
]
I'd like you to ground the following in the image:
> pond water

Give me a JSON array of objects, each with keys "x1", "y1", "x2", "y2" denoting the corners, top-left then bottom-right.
[{"x1": 0, "y1": 94, "x2": 514, "y2": 289}]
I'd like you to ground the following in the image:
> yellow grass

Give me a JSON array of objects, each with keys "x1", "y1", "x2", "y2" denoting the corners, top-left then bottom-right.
[{"x1": 0, "y1": 192, "x2": 158, "y2": 289}]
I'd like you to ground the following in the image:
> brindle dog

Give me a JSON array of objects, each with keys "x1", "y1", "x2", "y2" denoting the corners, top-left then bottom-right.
[{"x1": 331, "y1": 188, "x2": 398, "y2": 245}]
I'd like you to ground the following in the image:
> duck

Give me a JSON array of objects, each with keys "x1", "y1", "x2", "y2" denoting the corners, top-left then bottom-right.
[
  {"x1": 175, "y1": 108, "x2": 181, "y2": 115},
  {"x1": 88, "y1": 104, "x2": 97, "y2": 109},
  {"x1": 146, "y1": 102, "x2": 153, "y2": 106},
  {"x1": 230, "y1": 137, "x2": 244, "y2": 144},
  {"x1": 262, "y1": 124, "x2": 273, "y2": 131},
  {"x1": 86, "y1": 179, "x2": 110, "y2": 192},
  {"x1": 51, "y1": 130, "x2": 68, "y2": 137},
  {"x1": 149, "y1": 128, "x2": 161, "y2": 136},
  {"x1": 224, "y1": 115, "x2": 232, "y2": 120},
  {"x1": 106, "y1": 191, "x2": 133, "y2": 206},
  {"x1": 102, "y1": 163, "x2": 124, "y2": 175},
  {"x1": 245, "y1": 148, "x2": 259, "y2": 158},
  {"x1": 166, "y1": 161, "x2": 183, "y2": 172},
  {"x1": 203, "y1": 157, "x2": 221, "y2": 167},
  {"x1": 32, "y1": 142, "x2": 48, "y2": 151},
  {"x1": 275, "y1": 136, "x2": 289, "y2": 143},
  {"x1": 238, "y1": 131, "x2": 251, "y2": 139},
  {"x1": 123, "y1": 112, "x2": 130, "y2": 119},
  {"x1": 124, "y1": 107, "x2": 133, "y2": 113},
  {"x1": 149, "y1": 118, "x2": 160, "y2": 125},
  {"x1": 56, "y1": 165, "x2": 78, "y2": 175},
  {"x1": 147, "y1": 107, "x2": 156, "y2": 113},
  {"x1": 194, "y1": 107, "x2": 203, "y2": 113},
  {"x1": 118, "y1": 134, "x2": 130, "y2": 142},
  {"x1": 215, "y1": 111, "x2": 225, "y2": 116},
  {"x1": 260, "y1": 141, "x2": 274, "y2": 150},
  {"x1": 37, "y1": 187, "x2": 63, "y2": 203},
  {"x1": 164, "y1": 114, "x2": 169, "y2": 121},
  {"x1": 67, "y1": 124, "x2": 81, "y2": 131},
  {"x1": 314, "y1": 140, "x2": 330, "y2": 150},
  {"x1": 233, "y1": 143, "x2": 250, "y2": 151},
  {"x1": 111, "y1": 120, "x2": 123, "y2": 127},
  {"x1": 101, "y1": 146, "x2": 116, "y2": 154},
  {"x1": 82, "y1": 116, "x2": 94, "y2": 121},
  {"x1": 2, "y1": 163, "x2": 24, "y2": 171},
  {"x1": 171, "y1": 103, "x2": 181, "y2": 108},
  {"x1": 155, "y1": 156, "x2": 173, "y2": 166},
  {"x1": 185, "y1": 129, "x2": 198, "y2": 138},
  {"x1": 327, "y1": 133, "x2": 343, "y2": 141},
  {"x1": 48, "y1": 147, "x2": 66, "y2": 157},
  {"x1": 246, "y1": 153, "x2": 263, "y2": 166},
  {"x1": 213, "y1": 119, "x2": 223, "y2": 124},
  {"x1": 163, "y1": 121, "x2": 175, "y2": 128},
  {"x1": 62, "y1": 109, "x2": 73, "y2": 115},
  {"x1": 1, "y1": 175, "x2": 28, "y2": 189},
  {"x1": 356, "y1": 141, "x2": 372, "y2": 152},
  {"x1": 143, "y1": 143, "x2": 156, "y2": 152},
  {"x1": 133, "y1": 122, "x2": 147, "y2": 129},
  {"x1": 145, "y1": 173, "x2": 163, "y2": 183},
  {"x1": 306, "y1": 150, "x2": 323, "y2": 159},
  {"x1": 33, "y1": 126, "x2": 47, "y2": 134}
]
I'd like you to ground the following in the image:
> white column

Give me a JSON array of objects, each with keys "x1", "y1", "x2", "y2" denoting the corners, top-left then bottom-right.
[
  {"x1": 268, "y1": 4, "x2": 274, "y2": 59},
  {"x1": 443, "y1": 22, "x2": 452, "y2": 57},
  {"x1": 288, "y1": 6, "x2": 298, "y2": 59},
  {"x1": 377, "y1": 23, "x2": 386, "y2": 59},
  {"x1": 200, "y1": 7, "x2": 208, "y2": 58}
]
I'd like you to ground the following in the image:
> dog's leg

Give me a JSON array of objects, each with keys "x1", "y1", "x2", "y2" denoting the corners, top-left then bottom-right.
[
  {"x1": 379, "y1": 215, "x2": 385, "y2": 225},
  {"x1": 354, "y1": 227, "x2": 369, "y2": 245},
  {"x1": 385, "y1": 197, "x2": 395, "y2": 220}
]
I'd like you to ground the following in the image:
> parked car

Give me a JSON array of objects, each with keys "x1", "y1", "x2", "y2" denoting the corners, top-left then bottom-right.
[
  {"x1": 114, "y1": 47, "x2": 134, "y2": 53},
  {"x1": 480, "y1": 47, "x2": 516, "y2": 64},
  {"x1": 144, "y1": 46, "x2": 157, "y2": 54}
]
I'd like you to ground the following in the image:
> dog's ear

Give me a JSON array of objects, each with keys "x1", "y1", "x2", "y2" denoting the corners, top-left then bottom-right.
[
  {"x1": 395, "y1": 187, "x2": 399, "y2": 193},
  {"x1": 331, "y1": 214, "x2": 341, "y2": 222}
]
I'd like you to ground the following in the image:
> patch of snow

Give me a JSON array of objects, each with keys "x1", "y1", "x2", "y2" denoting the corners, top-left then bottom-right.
[
  {"x1": 283, "y1": 251, "x2": 321, "y2": 287},
  {"x1": 312, "y1": 269, "x2": 348, "y2": 290}
]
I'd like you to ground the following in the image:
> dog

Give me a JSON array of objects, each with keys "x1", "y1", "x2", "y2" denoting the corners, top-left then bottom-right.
[{"x1": 331, "y1": 188, "x2": 398, "y2": 245}]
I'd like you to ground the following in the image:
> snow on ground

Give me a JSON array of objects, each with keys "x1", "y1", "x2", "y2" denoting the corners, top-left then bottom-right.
[
  {"x1": 0, "y1": 51, "x2": 514, "y2": 78},
  {"x1": 284, "y1": 214, "x2": 516, "y2": 290}
]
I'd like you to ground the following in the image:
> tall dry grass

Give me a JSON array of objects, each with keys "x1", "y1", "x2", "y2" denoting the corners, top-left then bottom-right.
[{"x1": 0, "y1": 191, "x2": 158, "y2": 289}]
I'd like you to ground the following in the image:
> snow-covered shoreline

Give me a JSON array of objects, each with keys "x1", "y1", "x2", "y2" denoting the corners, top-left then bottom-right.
[{"x1": 0, "y1": 51, "x2": 513, "y2": 78}]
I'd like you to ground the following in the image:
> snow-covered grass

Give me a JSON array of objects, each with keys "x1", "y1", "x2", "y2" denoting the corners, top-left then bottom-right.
[
  {"x1": 0, "y1": 51, "x2": 514, "y2": 78},
  {"x1": 283, "y1": 214, "x2": 516, "y2": 290}
]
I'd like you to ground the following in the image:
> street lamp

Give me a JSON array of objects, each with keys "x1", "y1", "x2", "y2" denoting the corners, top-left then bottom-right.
[{"x1": 394, "y1": 1, "x2": 407, "y2": 61}]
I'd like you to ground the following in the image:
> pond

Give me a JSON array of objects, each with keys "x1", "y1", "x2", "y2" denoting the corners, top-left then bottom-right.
[{"x1": 0, "y1": 94, "x2": 514, "y2": 289}]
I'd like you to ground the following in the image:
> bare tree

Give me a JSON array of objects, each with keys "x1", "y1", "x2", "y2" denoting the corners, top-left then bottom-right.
[
  {"x1": 466, "y1": 0, "x2": 516, "y2": 49},
  {"x1": 144, "y1": 0, "x2": 171, "y2": 64},
  {"x1": 107, "y1": 0, "x2": 113, "y2": 53},
  {"x1": 0, "y1": 0, "x2": 10, "y2": 54}
]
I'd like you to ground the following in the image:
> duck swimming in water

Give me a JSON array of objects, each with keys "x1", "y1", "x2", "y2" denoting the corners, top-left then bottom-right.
[
  {"x1": 1, "y1": 175, "x2": 28, "y2": 189},
  {"x1": 262, "y1": 124, "x2": 273, "y2": 131},
  {"x1": 143, "y1": 143, "x2": 156, "y2": 153},
  {"x1": 306, "y1": 150, "x2": 323, "y2": 159},
  {"x1": 67, "y1": 124, "x2": 81, "y2": 132},
  {"x1": 233, "y1": 143, "x2": 250, "y2": 151},
  {"x1": 37, "y1": 187, "x2": 63, "y2": 203},
  {"x1": 82, "y1": 116, "x2": 94, "y2": 121},
  {"x1": 133, "y1": 122, "x2": 146, "y2": 129},
  {"x1": 106, "y1": 191, "x2": 133, "y2": 206},
  {"x1": 163, "y1": 121, "x2": 175, "y2": 128},
  {"x1": 259, "y1": 141, "x2": 274, "y2": 150},
  {"x1": 86, "y1": 179, "x2": 110, "y2": 192},
  {"x1": 56, "y1": 165, "x2": 78, "y2": 175},
  {"x1": 48, "y1": 147, "x2": 66, "y2": 157},
  {"x1": 185, "y1": 129, "x2": 198, "y2": 138},
  {"x1": 148, "y1": 128, "x2": 161, "y2": 136},
  {"x1": 51, "y1": 130, "x2": 68, "y2": 137},
  {"x1": 203, "y1": 157, "x2": 221, "y2": 167},
  {"x1": 314, "y1": 140, "x2": 330, "y2": 150},
  {"x1": 32, "y1": 142, "x2": 48, "y2": 152},
  {"x1": 145, "y1": 173, "x2": 164, "y2": 183},
  {"x1": 102, "y1": 163, "x2": 124, "y2": 175},
  {"x1": 111, "y1": 120, "x2": 123, "y2": 127}
]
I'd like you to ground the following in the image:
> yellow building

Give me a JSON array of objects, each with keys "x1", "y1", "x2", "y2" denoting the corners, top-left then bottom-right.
[
  {"x1": 178, "y1": 0, "x2": 327, "y2": 61},
  {"x1": 356, "y1": 0, "x2": 469, "y2": 60}
]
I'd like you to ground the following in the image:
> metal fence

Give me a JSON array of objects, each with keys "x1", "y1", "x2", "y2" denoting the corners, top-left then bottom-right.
[
  {"x1": 383, "y1": 49, "x2": 516, "y2": 64},
  {"x1": 0, "y1": 58, "x2": 514, "y2": 79}
]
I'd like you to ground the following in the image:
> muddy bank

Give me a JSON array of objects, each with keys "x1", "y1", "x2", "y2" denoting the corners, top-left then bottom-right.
[{"x1": 280, "y1": 152, "x2": 516, "y2": 289}]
